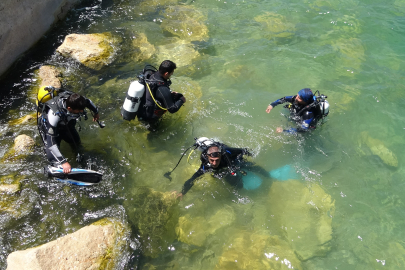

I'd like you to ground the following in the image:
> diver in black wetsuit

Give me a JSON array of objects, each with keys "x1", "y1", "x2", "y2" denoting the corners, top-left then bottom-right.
[
  {"x1": 177, "y1": 138, "x2": 268, "y2": 198},
  {"x1": 266, "y1": 88, "x2": 329, "y2": 133},
  {"x1": 138, "y1": 60, "x2": 186, "y2": 127},
  {"x1": 38, "y1": 92, "x2": 99, "y2": 174}
]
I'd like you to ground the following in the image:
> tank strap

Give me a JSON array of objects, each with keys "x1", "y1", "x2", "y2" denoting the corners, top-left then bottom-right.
[{"x1": 126, "y1": 94, "x2": 141, "y2": 103}]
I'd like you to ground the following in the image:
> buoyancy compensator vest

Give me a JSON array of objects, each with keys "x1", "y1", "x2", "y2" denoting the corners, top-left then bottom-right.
[{"x1": 286, "y1": 91, "x2": 329, "y2": 122}]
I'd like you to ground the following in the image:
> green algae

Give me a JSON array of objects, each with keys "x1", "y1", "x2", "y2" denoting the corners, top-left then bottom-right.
[
  {"x1": 93, "y1": 217, "x2": 131, "y2": 270},
  {"x1": 125, "y1": 187, "x2": 179, "y2": 258}
]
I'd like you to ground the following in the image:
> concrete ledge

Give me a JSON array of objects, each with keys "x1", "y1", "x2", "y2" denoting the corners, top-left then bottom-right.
[{"x1": 0, "y1": 0, "x2": 81, "y2": 76}]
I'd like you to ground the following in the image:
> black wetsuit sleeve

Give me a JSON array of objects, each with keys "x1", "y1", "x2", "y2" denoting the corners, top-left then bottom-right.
[
  {"x1": 156, "y1": 86, "x2": 184, "y2": 113},
  {"x1": 85, "y1": 98, "x2": 98, "y2": 114},
  {"x1": 270, "y1": 96, "x2": 294, "y2": 108},
  {"x1": 223, "y1": 147, "x2": 244, "y2": 160},
  {"x1": 181, "y1": 166, "x2": 205, "y2": 195}
]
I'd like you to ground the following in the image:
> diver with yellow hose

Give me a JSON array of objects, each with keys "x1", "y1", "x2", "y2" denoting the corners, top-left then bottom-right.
[{"x1": 137, "y1": 60, "x2": 186, "y2": 128}]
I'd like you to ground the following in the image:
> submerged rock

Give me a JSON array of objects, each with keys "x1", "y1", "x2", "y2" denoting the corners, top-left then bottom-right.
[
  {"x1": 131, "y1": 33, "x2": 156, "y2": 62},
  {"x1": 176, "y1": 205, "x2": 235, "y2": 246},
  {"x1": 57, "y1": 33, "x2": 121, "y2": 70},
  {"x1": 360, "y1": 131, "x2": 398, "y2": 168},
  {"x1": 1, "y1": 134, "x2": 35, "y2": 162},
  {"x1": 6, "y1": 217, "x2": 130, "y2": 270},
  {"x1": 160, "y1": 5, "x2": 209, "y2": 41},
  {"x1": 8, "y1": 113, "x2": 37, "y2": 126},
  {"x1": 254, "y1": 12, "x2": 295, "y2": 40},
  {"x1": 332, "y1": 37, "x2": 365, "y2": 77},
  {"x1": 268, "y1": 180, "x2": 335, "y2": 261},
  {"x1": 126, "y1": 187, "x2": 179, "y2": 258},
  {"x1": 0, "y1": 174, "x2": 22, "y2": 195},
  {"x1": 156, "y1": 39, "x2": 201, "y2": 74},
  {"x1": 216, "y1": 230, "x2": 302, "y2": 270}
]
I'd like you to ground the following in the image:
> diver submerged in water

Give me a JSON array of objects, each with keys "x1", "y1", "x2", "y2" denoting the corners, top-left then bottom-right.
[
  {"x1": 174, "y1": 138, "x2": 269, "y2": 198},
  {"x1": 37, "y1": 89, "x2": 100, "y2": 174},
  {"x1": 266, "y1": 88, "x2": 329, "y2": 133}
]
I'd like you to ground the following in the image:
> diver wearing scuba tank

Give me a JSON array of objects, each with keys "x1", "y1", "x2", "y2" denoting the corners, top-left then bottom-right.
[
  {"x1": 179, "y1": 141, "x2": 253, "y2": 197},
  {"x1": 265, "y1": 88, "x2": 329, "y2": 133},
  {"x1": 138, "y1": 60, "x2": 186, "y2": 122},
  {"x1": 38, "y1": 92, "x2": 99, "y2": 174}
]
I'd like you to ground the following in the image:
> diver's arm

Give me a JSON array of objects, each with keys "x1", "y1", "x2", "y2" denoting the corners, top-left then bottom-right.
[
  {"x1": 156, "y1": 86, "x2": 184, "y2": 113},
  {"x1": 181, "y1": 167, "x2": 205, "y2": 195},
  {"x1": 85, "y1": 98, "x2": 99, "y2": 121},
  {"x1": 270, "y1": 96, "x2": 294, "y2": 108},
  {"x1": 45, "y1": 110, "x2": 68, "y2": 165}
]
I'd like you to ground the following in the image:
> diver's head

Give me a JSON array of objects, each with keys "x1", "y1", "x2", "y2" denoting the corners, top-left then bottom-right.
[
  {"x1": 66, "y1": 93, "x2": 86, "y2": 114},
  {"x1": 159, "y1": 60, "x2": 177, "y2": 79},
  {"x1": 207, "y1": 146, "x2": 222, "y2": 168},
  {"x1": 296, "y1": 88, "x2": 314, "y2": 105}
]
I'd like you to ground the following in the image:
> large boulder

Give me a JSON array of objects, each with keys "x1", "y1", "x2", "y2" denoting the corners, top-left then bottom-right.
[
  {"x1": 6, "y1": 217, "x2": 130, "y2": 270},
  {"x1": 56, "y1": 33, "x2": 121, "y2": 70},
  {"x1": 268, "y1": 180, "x2": 335, "y2": 261},
  {"x1": 1, "y1": 134, "x2": 35, "y2": 162}
]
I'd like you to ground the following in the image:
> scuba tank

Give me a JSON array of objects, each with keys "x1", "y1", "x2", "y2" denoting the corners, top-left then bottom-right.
[
  {"x1": 121, "y1": 80, "x2": 145, "y2": 121},
  {"x1": 121, "y1": 64, "x2": 158, "y2": 121},
  {"x1": 37, "y1": 86, "x2": 59, "y2": 110}
]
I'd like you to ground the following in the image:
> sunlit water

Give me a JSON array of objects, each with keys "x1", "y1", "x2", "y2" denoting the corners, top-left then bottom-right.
[{"x1": 1, "y1": 0, "x2": 405, "y2": 268}]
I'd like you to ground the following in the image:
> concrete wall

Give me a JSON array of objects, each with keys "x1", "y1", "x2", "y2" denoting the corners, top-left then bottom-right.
[{"x1": 0, "y1": 0, "x2": 81, "y2": 76}]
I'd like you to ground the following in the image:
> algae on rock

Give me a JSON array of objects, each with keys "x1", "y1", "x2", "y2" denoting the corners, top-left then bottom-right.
[
  {"x1": 215, "y1": 230, "x2": 302, "y2": 270},
  {"x1": 6, "y1": 217, "x2": 131, "y2": 270},
  {"x1": 176, "y1": 204, "x2": 235, "y2": 246},
  {"x1": 359, "y1": 131, "x2": 398, "y2": 168},
  {"x1": 126, "y1": 187, "x2": 179, "y2": 258},
  {"x1": 267, "y1": 180, "x2": 335, "y2": 261},
  {"x1": 57, "y1": 33, "x2": 122, "y2": 70},
  {"x1": 1, "y1": 134, "x2": 35, "y2": 162},
  {"x1": 254, "y1": 12, "x2": 295, "y2": 40},
  {"x1": 160, "y1": 5, "x2": 209, "y2": 41}
]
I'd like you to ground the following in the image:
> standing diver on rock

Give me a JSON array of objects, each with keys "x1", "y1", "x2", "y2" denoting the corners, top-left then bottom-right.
[
  {"x1": 170, "y1": 138, "x2": 270, "y2": 199},
  {"x1": 265, "y1": 88, "x2": 329, "y2": 133},
  {"x1": 37, "y1": 87, "x2": 100, "y2": 174}
]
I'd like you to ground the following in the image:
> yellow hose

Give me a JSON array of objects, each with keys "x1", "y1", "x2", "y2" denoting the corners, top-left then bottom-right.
[{"x1": 146, "y1": 82, "x2": 167, "y2": 111}]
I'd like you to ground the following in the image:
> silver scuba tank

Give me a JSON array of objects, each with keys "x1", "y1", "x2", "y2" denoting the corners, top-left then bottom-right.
[
  {"x1": 121, "y1": 80, "x2": 145, "y2": 121},
  {"x1": 319, "y1": 100, "x2": 330, "y2": 116}
]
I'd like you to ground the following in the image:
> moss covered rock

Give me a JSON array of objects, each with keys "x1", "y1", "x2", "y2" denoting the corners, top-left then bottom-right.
[
  {"x1": 160, "y1": 5, "x2": 209, "y2": 41},
  {"x1": 132, "y1": 33, "x2": 156, "y2": 62},
  {"x1": 126, "y1": 187, "x2": 179, "y2": 258},
  {"x1": 6, "y1": 217, "x2": 130, "y2": 270},
  {"x1": 8, "y1": 113, "x2": 37, "y2": 126},
  {"x1": 57, "y1": 33, "x2": 121, "y2": 70},
  {"x1": 360, "y1": 131, "x2": 398, "y2": 168},
  {"x1": 1, "y1": 134, "x2": 35, "y2": 162},
  {"x1": 215, "y1": 230, "x2": 302, "y2": 270},
  {"x1": 0, "y1": 174, "x2": 22, "y2": 195},
  {"x1": 254, "y1": 12, "x2": 295, "y2": 40},
  {"x1": 176, "y1": 205, "x2": 235, "y2": 246},
  {"x1": 268, "y1": 180, "x2": 335, "y2": 261}
]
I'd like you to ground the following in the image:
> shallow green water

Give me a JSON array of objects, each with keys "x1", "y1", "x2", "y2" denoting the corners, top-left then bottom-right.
[{"x1": 1, "y1": 0, "x2": 405, "y2": 268}]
